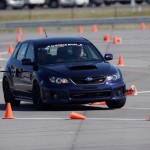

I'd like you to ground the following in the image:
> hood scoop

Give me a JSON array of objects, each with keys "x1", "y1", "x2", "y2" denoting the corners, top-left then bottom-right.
[{"x1": 69, "y1": 65, "x2": 97, "y2": 71}]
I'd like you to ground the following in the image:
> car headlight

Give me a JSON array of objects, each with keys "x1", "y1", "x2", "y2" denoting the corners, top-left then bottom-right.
[
  {"x1": 49, "y1": 77, "x2": 69, "y2": 84},
  {"x1": 106, "y1": 73, "x2": 120, "y2": 82}
]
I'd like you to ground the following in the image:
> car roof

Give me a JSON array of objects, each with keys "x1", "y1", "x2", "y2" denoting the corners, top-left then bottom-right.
[{"x1": 24, "y1": 37, "x2": 90, "y2": 45}]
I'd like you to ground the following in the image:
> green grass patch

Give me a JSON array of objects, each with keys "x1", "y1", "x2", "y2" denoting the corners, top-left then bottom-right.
[{"x1": 0, "y1": 8, "x2": 150, "y2": 22}]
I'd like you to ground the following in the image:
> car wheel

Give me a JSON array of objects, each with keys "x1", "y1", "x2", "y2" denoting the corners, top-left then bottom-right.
[
  {"x1": 104, "y1": 1, "x2": 111, "y2": 6},
  {"x1": 135, "y1": 0, "x2": 143, "y2": 4},
  {"x1": 3, "y1": 77, "x2": 20, "y2": 106},
  {"x1": 106, "y1": 99, "x2": 126, "y2": 109},
  {"x1": 49, "y1": 0, "x2": 59, "y2": 8},
  {"x1": 0, "y1": 1, "x2": 7, "y2": 10},
  {"x1": 28, "y1": 4, "x2": 35, "y2": 9},
  {"x1": 32, "y1": 81, "x2": 44, "y2": 110}
]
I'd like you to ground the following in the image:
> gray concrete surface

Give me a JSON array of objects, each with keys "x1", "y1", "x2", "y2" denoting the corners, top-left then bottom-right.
[{"x1": 0, "y1": 28, "x2": 150, "y2": 150}]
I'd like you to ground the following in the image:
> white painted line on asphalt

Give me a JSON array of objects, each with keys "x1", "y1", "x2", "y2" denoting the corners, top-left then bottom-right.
[
  {"x1": 7, "y1": 117, "x2": 146, "y2": 121},
  {"x1": 124, "y1": 107, "x2": 150, "y2": 110},
  {"x1": 87, "y1": 118, "x2": 146, "y2": 121},
  {"x1": 0, "y1": 58, "x2": 8, "y2": 61},
  {"x1": 0, "y1": 42, "x2": 15, "y2": 45},
  {"x1": 0, "y1": 52, "x2": 8, "y2": 55},
  {"x1": 16, "y1": 118, "x2": 67, "y2": 120},
  {"x1": 137, "y1": 91, "x2": 150, "y2": 94}
]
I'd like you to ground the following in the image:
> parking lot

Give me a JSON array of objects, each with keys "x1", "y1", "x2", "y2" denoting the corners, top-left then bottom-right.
[{"x1": 0, "y1": 26, "x2": 150, "y2": 150}]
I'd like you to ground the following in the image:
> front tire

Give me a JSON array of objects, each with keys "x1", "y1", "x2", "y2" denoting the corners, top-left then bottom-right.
[
  {"x1": 32, "y1": 81, "x2": 44, "y2": 110},
  {"x1": 3, "y1": 77, "x2": 20, "y2": 106},
  {"x1": 106, "y1": 99, "x2": 126, "y2": 109}
]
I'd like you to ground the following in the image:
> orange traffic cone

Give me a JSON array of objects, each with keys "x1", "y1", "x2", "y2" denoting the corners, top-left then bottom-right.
[
  {"x1": 90, "y1": 101, "x2": 106, "y2": 105},
  {"x1": 18, "y1": 27, "x2": 23, "y2": 35},
  {"x1": 93, "y1": 24, "x2": 98, "y2": 32},
  {"x1": 146, "y1": 116, "x2": 150, "y2": 121},
  {"x1": 126, "y1": 85, "x2": 138, "y2": 96},
  {"x1": 38, "y1": 27, "x2": 44, "y2": 35},
  {"x1": 117, "y1": 37, "x2": 122, "y2": 44},
  {"x1": 131, "y1": 85, "x2": 138, "y2": 96},
  {"x1": 100, "y1": 101, "x2": 106, "y2": 105},
  {"x1": 126, "y1": 88, "x2": 133, "y2": 96},
  {"x1": 69, "y1": 112, "x2": 86, "y2": 120},
  {"x1": 104, "y1": 34, "x2": 110, "y2": 42},
  {"x1": 114, "y1": 36, "x2": 118, "y2": 44},
  {"x1": 16, "y1": 35, "x2": 21, "y2": 42},
  {"x1": 118, "y1": 54, "x2": 124, "y2": 66},
  {"x1": 141, "y1": 23, "x2": 146, "y2": 30},
  {"x1": 90, "y1": 102, "x2": 101, "y2": 105},
  {"x1": 78, "y1": 25, "x2": 83, "y2": 33},
  {"x1": 3, "y1": 103, "x2": 15, "y2": 119},
  {"x1": 8, "y1": 44, "x2": 13, "y2": 54}
]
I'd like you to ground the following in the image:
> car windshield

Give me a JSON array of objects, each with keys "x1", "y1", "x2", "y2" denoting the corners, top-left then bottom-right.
[{"x1": 37, "y1": 43, "x2": 103, "y2": 65}]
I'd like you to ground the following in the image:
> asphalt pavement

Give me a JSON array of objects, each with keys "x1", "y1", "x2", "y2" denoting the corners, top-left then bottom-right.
[{"x1": 0, "y1": 27, "x2": 150, "y2": 150}]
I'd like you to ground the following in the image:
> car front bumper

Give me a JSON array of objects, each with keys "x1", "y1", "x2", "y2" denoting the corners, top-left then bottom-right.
[{"x1": 40, "y1": 81, "x2": 126, "y2": 104}]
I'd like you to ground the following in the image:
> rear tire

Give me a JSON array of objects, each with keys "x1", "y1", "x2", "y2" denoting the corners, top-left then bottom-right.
[
  {"x1": 28, "y1": 4, "x2": 35, "y2": 9},
  {"x1": 104, "y1": 1, "x2": 112, "y2": 6},
  {"x1": 106, "y1": 99, "x2": 126, "y2": 109},
  {"x1": 3, "y1": 77, "x2": 20, "y2": 106},
  {"x1": 49, "y1": 0, "x2": 59, "y2": 8},
  {"x1": 0, "y1": 1, "x2": 7, "y2": 10}
]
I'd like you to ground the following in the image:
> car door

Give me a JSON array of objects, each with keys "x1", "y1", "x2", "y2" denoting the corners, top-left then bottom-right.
[
  {"x1": 13, "y1": 42, "x2": 29, "y2": 99},
  {"x1": 19, "y1": 43, "x2": 35, "y2": 101}
]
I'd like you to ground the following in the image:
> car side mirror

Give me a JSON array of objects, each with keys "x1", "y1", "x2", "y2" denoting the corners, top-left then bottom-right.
[
  {"x1": 22, "y1": 58, "x2": 34, "y2": 66},
  {"x1": 104, "y1": 53, "x2": 113, "y2": 61}
]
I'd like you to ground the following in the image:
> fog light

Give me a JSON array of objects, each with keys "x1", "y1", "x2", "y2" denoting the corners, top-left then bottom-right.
[
  {"x1": 115, "y1": 87, "x2": 125, "y2": 96},
  {"x1": 53, "y1": 94, "x2": 59, "y2": 99}
]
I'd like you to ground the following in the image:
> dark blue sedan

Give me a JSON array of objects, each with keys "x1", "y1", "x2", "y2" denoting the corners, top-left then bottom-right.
[{"x1": 2, "y1": 37, "x2": 126, "y2": 109}]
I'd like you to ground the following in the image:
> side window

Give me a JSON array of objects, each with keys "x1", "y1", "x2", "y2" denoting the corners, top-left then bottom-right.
[
  {"x1": 16, "y1": 43, "x2": 29, "y2": 61},
  {"x1": 13, "y1": 42, "x2": 21, "y2": 58},
  {"x1": 25, "y1": 43, "x2": 35, "y2": 62}
]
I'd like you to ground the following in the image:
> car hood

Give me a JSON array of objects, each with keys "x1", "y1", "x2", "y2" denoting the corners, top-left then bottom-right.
[{"x1": 42, "y1": 61, "x2": 117, "y2": 78}]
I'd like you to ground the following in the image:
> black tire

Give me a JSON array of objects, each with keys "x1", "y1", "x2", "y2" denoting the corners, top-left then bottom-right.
[
  {"x1": 106, "y1": 99, "x2": 126, "y2": 109},
  {"x1": 135, "y1": 0, "x2": 143, "y2": 4},
  {"x1": 0, "y1": 1, "x2": 7, "y2": 10},
  {"x1": 104, "y1": 1, "x2": 112, "y2": 6},
  {"x1": 147, "y1": 0, "x2": 150, "y2": 4},
  {"x1": 28, "y1": 4, "x2": 35, "y2": 9},
  {"x1": 3, "y1": 77, "x2": 20, "y2": 106},
  {"x1": 119, "y1": 1, "x2": 130, "y2": 4},
  {"x1": 49, "y1": 0, "x2": 59, "y2": 8},
  {"x1": 32, "y1": 81, "x2": 44, "y2": 110},
  {"x1": 95, "y1": 3, "x2": 101, "y2": 7}
]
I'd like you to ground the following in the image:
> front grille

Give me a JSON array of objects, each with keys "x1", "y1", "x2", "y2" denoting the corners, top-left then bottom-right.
[
  {"x1": 69, "y1": 90, "x2": 111, "y2": 99},
  {"x1": 71, "y1": 76, "x2": 106, "y2": 85}
]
